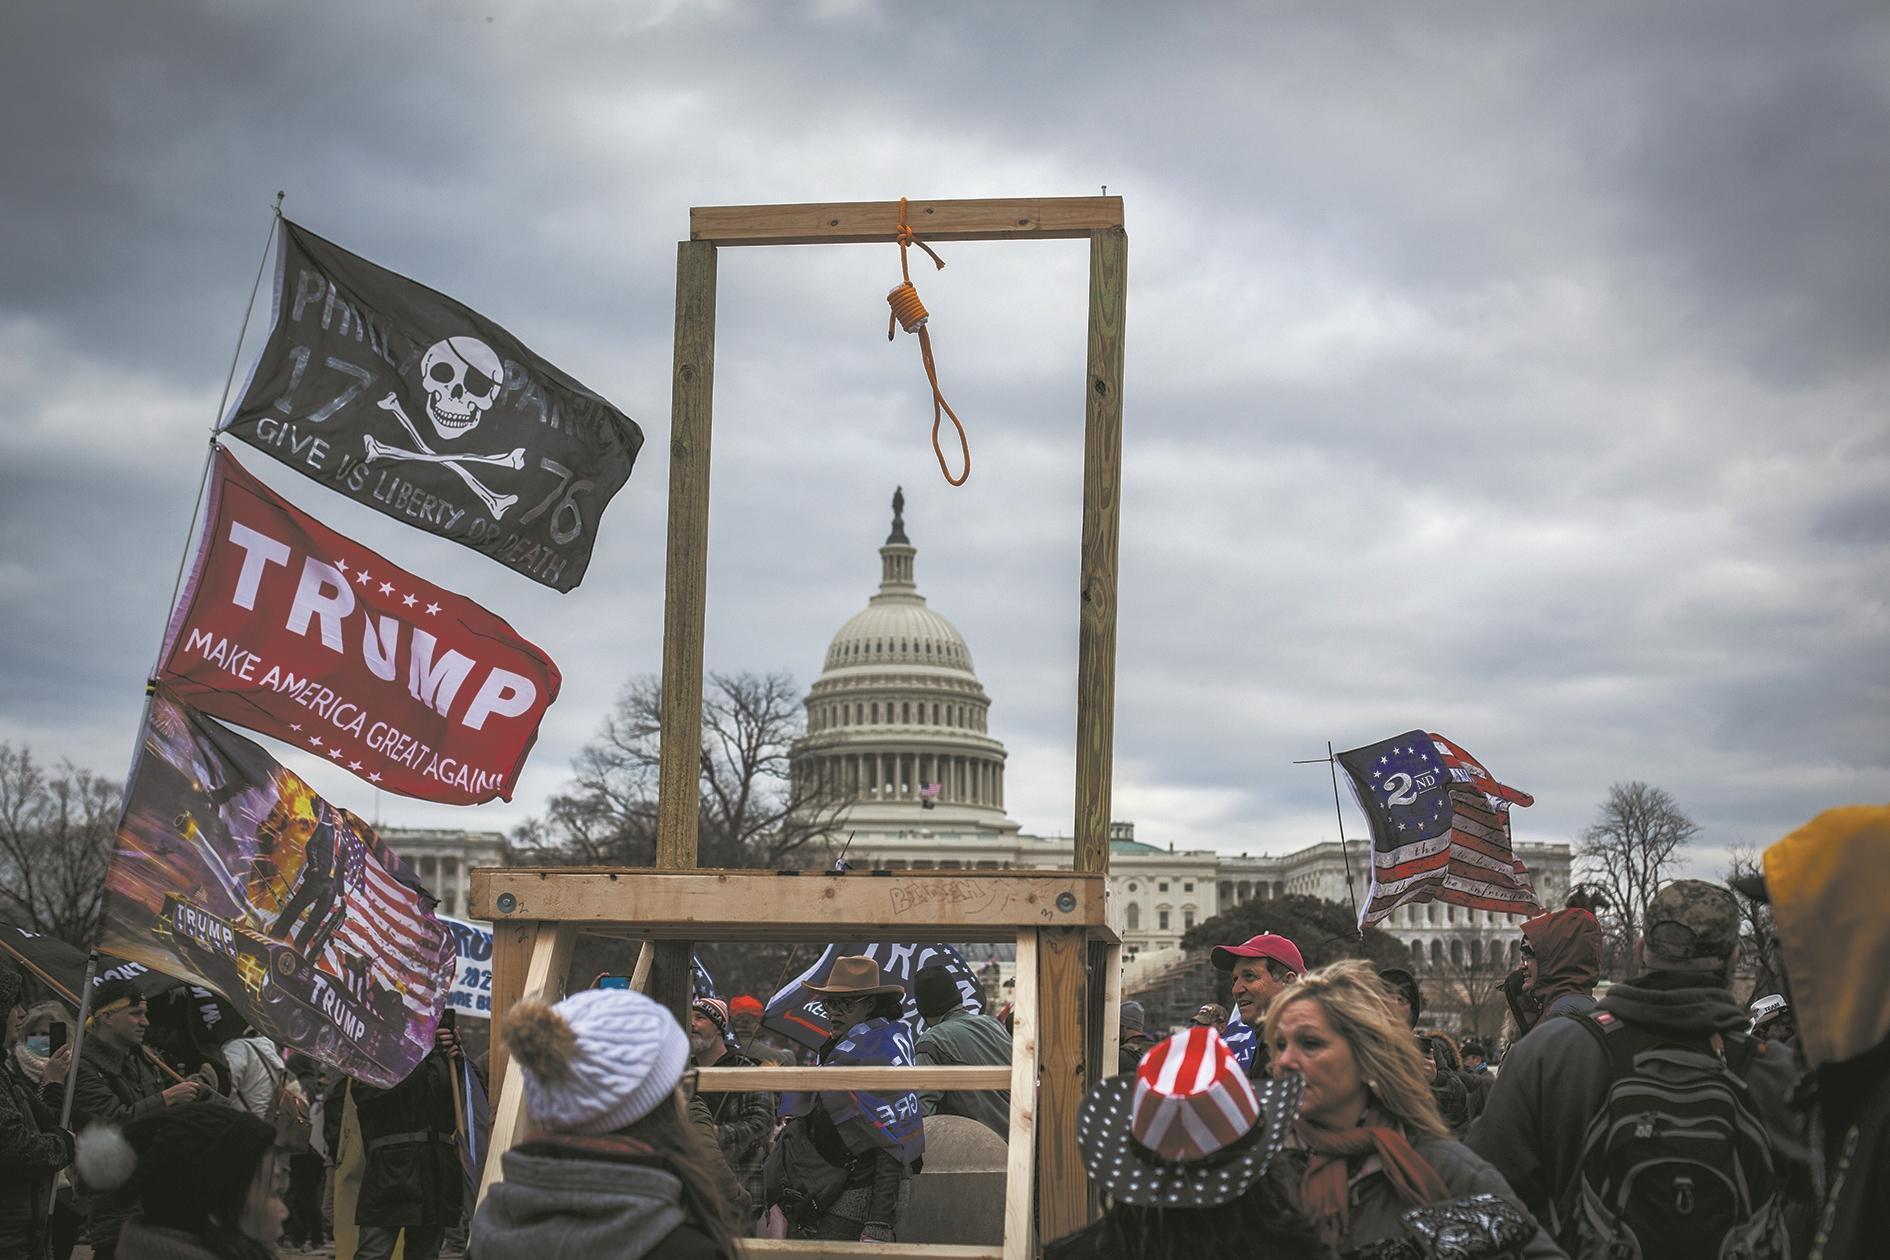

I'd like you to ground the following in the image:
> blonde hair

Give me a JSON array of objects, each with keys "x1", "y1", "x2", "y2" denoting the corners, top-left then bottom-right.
[{"x1": 1263, "y1": 959, "x2": 1449, "y2": 1140}]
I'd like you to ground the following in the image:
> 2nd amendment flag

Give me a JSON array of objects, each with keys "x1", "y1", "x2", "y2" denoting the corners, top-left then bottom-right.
[{"x1": 221, "y1": 219, "x2": 643, "y2": 592}]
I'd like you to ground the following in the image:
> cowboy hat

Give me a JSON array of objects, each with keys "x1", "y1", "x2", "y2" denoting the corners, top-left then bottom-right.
[
  {"x1": 800, "y1": 955, "x2": 906, "y2": 999},
  {"x1": 1076, "y1": 1025, "x2": 1302, "y2": 1208}
]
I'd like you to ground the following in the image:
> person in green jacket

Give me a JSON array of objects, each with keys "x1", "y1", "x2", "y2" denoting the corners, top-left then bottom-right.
[{"x1": 911, "y1": 967, "x2": 1011, "y2": 1140}]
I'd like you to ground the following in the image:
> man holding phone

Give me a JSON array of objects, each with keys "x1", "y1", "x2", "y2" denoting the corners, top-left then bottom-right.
[{"x1": 68, "y1": 979, "x2": 209, "y2": 1260}]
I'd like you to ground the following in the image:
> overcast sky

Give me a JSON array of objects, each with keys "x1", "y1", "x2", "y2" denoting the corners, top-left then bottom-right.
[{"x1": 3, "y1": 1, "x2": 1885, "y2": 883}]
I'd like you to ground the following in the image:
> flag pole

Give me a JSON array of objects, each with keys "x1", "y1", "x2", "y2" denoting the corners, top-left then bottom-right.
[
  {"x1": 46, "y1": 953, "x2": 101, "y2": 1215},
  {"x1": 0, "y1": 938, "x2": 197, "y2": 1092},
  {"x1": 1326, "y1": 742, "x2": 1362, "y2": 931}
]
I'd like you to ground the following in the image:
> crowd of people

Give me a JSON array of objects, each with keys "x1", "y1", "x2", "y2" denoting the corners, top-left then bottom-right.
[{"x1": 1, "y1": 803, "x2": 1883, "y2": 1258}]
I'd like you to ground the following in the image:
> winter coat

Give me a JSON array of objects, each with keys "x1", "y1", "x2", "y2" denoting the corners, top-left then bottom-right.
[
  {"x1": 218, "y1": 1036, "x2": 283, "y2": 1120},
  {"x1": 914, "y1": 1006, "x2": 1012, "y2": 1140},
  {"x1": 69, "y1": 1034, "x2": 170, "y2": 1252},
  {"x1": 1427, "y1": 1065, "x2": 1472, "y2": 1138},
  {"x1": 1466, "y1": 970, "x2": 1809, "y2": 1243},
  {"x1": 0, "y1": 1053, "x2": 72, "y2": 1258},
  {"x1": 1756, "y1": 804, "x2": 1890, "y2": 1260},
  {"x1": 115, "y1": 1217, "x2": 275, "y2": 1260},
  {"x1": 1283, "y1": 1125, "x2": 1564, "y2": 1259},
  {"x1": 696, "y1": 1049, "x2": 774, "y2": 1212},
  {"x1": 348, "y1": 1050, "x2": 461, "y2": 1227},
  {"x1": 473, "y1": 1132, "x2": 730, "y2": 1260}
]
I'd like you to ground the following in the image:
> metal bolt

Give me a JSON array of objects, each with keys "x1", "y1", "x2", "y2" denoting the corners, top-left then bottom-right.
[
  {"x1": 496, "y1": 893, "x2": 517, "y2": 913},
  {"x1": 1056, "y1": 891, "x2": 1077, "y2": 913}
]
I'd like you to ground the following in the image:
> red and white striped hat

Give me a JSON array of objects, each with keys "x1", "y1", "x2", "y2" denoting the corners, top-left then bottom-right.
[{"x1": 1076, "y1": 1025, "x2": 1302, "y2": 1207}]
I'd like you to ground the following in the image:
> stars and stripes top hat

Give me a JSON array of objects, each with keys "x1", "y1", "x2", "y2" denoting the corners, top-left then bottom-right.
[{"x1": 1075, "y1": 1024, "x2": 1302, "y2": 1208}]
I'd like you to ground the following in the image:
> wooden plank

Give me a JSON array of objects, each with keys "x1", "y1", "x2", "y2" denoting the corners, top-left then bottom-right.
[
  {"x1": 1099, "y1": 942, "x2": 1123, "y2": 1080},
  {"x1": 1035, "y1": 926, "x2": 1089, "y2": 1243},
  {"x1": 1072, "y1": 226, "x2": 1127, "y2": 877},
  {"x1": 1002, "y1": 932, "x2": 1039, "y2": 1260},
  {"x1": 741, "y1": 1247, "x2": 997, "y2": 1259},
  {"x1": 485, "y1": 920, "x2": 539, "y2": 1089},
  {"x1": 692, "y1": 197, "x2": 1122, "y2": 247},
  {"x1": 472, "y1": 869, "x2": 1106, "y2": 934},
  {"x1": 698, "y1": 1065, "x2": 1011, "y2": 1092},
  {"x1": 478, "y1": 922, "x2": 576, "y2": 1204},
  {"x1": 655, "y1": 237, "x2": 718, "y2": 872}
]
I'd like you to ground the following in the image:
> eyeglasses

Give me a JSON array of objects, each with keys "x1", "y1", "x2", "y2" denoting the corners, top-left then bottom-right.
[{"x1": 679, "y1": 1067, "x2": 699, "y2": 1103}]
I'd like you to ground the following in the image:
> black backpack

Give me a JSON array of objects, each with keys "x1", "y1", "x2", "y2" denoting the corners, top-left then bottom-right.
[{"x1": 1565, "y1": 1010, "x2": 1788, "y2": 1260}]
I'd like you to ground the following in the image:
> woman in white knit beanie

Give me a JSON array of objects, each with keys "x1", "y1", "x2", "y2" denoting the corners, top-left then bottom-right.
[{"x1": 471, "y1": 988, "x2": 739, "y2": 1259}]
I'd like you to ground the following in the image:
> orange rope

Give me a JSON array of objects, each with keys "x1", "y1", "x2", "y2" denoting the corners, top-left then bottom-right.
[{"x1": 885, "y1": 197, "x2": 970, "y2": 486}]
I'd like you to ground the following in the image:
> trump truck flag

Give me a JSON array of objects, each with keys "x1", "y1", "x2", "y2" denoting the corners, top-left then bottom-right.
[
  {"x1": 220, "y1": 219, "x2": 644, "y2": 592},
  {"x1": 157, "y1": 448, "x2": 560, "y2": 805},
  {"x1": 1336, "y1": 730, "x2": 1543, "y2": 929},
  {"x1": 101, "y1": 691, "x2": 455, "y2": 1087}
]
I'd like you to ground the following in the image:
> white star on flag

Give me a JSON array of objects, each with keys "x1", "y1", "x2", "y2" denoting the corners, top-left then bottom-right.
[
  {"x1": 289, "y1": 724, "x2": 302, "y2": 732},
  {"x1": 354, "y1": 570, "x2": 371, "y2": 587},
  {"x1": 336, "y1": 560, "x2": 348, "y2": 572},
  {"x1": 368, "y1": 772, "x2": 382, "y2": 783},
  {"x1": 309, "y1": 736, "x2": 323, "y2": 747},
  {"x1": 328, "y1": 748, "x2": 344, "y2": 760},
  {"x1": 348, "y1": 761, "x2": 362, "y2": 771},
  {"x1": 401, "y1": 593, "x2": 417, "y2": 608},
  {"x1": 378, "y1": 582, "x2": 394, "y2": 595},
  {"x1": 424, "y1": 602, "x2": 440, "y2": 616}
]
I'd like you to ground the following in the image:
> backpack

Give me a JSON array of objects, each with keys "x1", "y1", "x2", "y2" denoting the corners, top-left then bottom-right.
[
  {"x1": 1566, "y1": 1010, "x2": 1789, "y2": 1260},
  {"x1": 251, "y1": 1046, "x2": 313, "y2": 1152}
]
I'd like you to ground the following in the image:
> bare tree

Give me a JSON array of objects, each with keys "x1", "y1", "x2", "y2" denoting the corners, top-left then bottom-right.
[
  {"x1": 1576, "y1": 781, "x2": 1700, "y2": 958},
  {"x1": 0, "y1": 743, "x2": 122, "y2": 944},
  {"x1": 1423, "y1": 942, "x2": 1513, "y2": 1039},
  {"x1": 1726, "y1": 844, "x2": 1781, "y2": 999},
  {"x1": 512, "y1": 671, "x2": 848, "y2": 870}
]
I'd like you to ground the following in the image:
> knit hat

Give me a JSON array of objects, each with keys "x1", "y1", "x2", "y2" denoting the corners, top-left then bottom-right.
[
  {"x1": 1119, "y1": 1000, "x2": 1148, "y2": 1035},
  {"x1": 914, "y1": 966, "x2": 965, "y2": 1020},
  {"x1": 690, "y1": 997, "x2": 731, "y2": 1041},
  {"x1": 504, "y1": 988, "x2": 690, "y2": 1135},
  {"x1": 728, "y1": 994, "x2": 764, "y2": 1018},
  {"x1": 79, "y1": 1102, "x2": 276, "y2": 1232},
  {"x1": 89, "y1": 978, "x2": 144, "y2": 1022}
]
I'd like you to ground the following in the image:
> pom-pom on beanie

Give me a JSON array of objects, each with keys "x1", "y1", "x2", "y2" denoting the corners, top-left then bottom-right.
[{"x1": 505, "y1": 988, "x2": 689, "y2": 1135}]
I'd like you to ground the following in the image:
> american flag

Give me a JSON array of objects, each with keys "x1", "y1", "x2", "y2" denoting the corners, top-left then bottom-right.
[
  {"x1": 1336, "y1": 730, "x2": 1542, "y2": 929},
  {"x1": 317, "y1": 808, "x2": 453, "y2": 1021}
]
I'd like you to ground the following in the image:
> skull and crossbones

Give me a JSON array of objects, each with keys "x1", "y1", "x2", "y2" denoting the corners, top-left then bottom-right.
[{"x1": 365, "y1": 337, "x2": 524, "y2": 520}]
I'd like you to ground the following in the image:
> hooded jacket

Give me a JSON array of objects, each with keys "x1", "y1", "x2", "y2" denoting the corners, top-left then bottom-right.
[
  {"x1": 472, "y1": 1133, "x2": 727, "y2": 1260},
  {"x1": 0, "y1": 1051, "x2": 73, "y2": 1256},
  {"x1": 1467, "y1": 968, "x2": 1808, "y2": 1241},
  {"x1": 1759, "y1": 804, "x2": 1890, "y2": 1259},
  {"x1": 1520, "y1": 907, "x2": 1603, "y2": 1022}
]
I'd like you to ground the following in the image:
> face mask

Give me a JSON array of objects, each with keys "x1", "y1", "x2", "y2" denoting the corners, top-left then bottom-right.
[{"x1": 24, "y1": 1036, "x2": 50, "y2": 1057}]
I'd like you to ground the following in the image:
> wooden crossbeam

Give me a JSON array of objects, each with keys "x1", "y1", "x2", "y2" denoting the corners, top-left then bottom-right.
[
  {"x1": 698, "y1": 1065, "x2": 1010, "y2": 1091},
  {"x1": 691, "y1": 196, "x2": 1122, "y2": 247}
]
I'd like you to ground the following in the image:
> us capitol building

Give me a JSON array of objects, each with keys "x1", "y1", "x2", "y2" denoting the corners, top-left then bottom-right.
[{"x1": 788, "y1": 493, "x2": 1572, "y2": 1010}]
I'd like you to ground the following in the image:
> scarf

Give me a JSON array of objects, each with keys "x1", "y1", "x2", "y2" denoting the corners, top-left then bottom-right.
[{"x1": 1296, "y1": 1119, "x2": 1451, "y2": 1252}]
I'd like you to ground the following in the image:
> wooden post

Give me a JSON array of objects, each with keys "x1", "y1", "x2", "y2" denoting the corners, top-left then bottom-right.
[
  {"x1": 1001, "y1": 933, "x2": 1040, "y2": 1260},
  {"x1": 478, "y1": 922, "x2": 575, "y2": 1204},
  {"x1": 653, "y1": 238, "x2": 718, "y2": 1021},
  {"x1": 1073, "y1": 226, "x2": 1126, "y2": 878},
  {"x1": 1035, "y1": 926, "x2": 1089, "y2": 1243},
  {"x1": 486, "y1": 919, "x2": 540, "y2": 1089}
]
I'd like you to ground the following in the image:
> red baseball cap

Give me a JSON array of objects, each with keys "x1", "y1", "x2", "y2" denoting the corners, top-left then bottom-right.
[
  {"x1": 728, "y1": 995, "x2": 764, "y2": 1016},
  {"x1": 1210, "y1": 933, "x2": 1305, "y2": 974}
]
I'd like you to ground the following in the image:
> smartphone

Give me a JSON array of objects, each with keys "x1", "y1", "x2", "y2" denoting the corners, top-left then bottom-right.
[
  {"x1": 49, "y1": 1023, "x2": 68, "y2": 1053},
  {"x1": 595, "y1": 975, "x2": 632, "y2": 991}
]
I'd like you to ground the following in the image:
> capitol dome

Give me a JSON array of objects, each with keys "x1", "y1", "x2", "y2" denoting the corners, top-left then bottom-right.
[{"x1": 791, "y1": 490, "x2": 1016, "y2": 838}]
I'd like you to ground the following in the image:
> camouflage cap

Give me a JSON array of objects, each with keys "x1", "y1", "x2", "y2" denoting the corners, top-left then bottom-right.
[{"x1": 1644, "y1": 879, "x2": 1741, "y2": 960}]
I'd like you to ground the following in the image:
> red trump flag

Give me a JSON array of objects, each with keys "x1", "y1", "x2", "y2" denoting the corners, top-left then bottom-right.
[{"x1": 157, "y1": 449, "x2": 561, "y2": 804}]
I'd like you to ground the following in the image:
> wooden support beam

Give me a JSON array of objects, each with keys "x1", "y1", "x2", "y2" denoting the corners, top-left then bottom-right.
[
  {"x1": 485, "y1": 920, "x2": 539, "y2": 1088},
  {"x1": 1002, "y1": 933, "x2": 1040, "y2": 1260},
  {"x1": 1035, "y1": 926, "x2": 1089, "y2": 1243},
  {"x1": 656, "y1": 238, "x2": 718, "y2": 873},
  {"x1": 739, "y1": 1243, "x2": 1000, "y2": 1259},
  {"x1": 691, "y1": 197, "x2": 1122, "y2": 247},
  {"x1": 472, "y1": 869, "x2": 1106, "y2": 937},
  {"x1": 478, "y1": 922, "x2": 575, "y2": 1204},
  {"x1": 698, "y1": 1065, "x2": 1011, "y2": 1092},
  {"x1": 1073, "y1": 226, "x2": 1127, "y2": 878}
]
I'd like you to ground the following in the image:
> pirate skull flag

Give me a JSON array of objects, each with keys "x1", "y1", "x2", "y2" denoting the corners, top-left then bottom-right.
[{"x1": 221, "y1": 220, "x2": 643, "y2": 592}]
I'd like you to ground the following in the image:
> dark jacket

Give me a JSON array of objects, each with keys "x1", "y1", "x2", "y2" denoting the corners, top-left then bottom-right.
[
  {"x1": 914, "y1": 1007, "x2": 1012, "y2": 1140},
  {"x1": 115, "y1": 1217, "x2": 276, "y2": 1260},
  {"x1": 69, "y1": 1034, "x2": 170, "y2": 1252},
  {"x1": 697, "y1": 1049, "x2": 774, "y2": 1213},
  {"x1": 473, "y1": 1132, "x2": 729, "y2": 1259},
  {"x1": 0, "y1": 1054, "x2": 73, "y2": 1258},
  {"x1": 1517, "y1": 909, "x2": 1602, "y2": 1031},
  {"x1": 1427, "y1": 1064, "x2": 1472, "y2": 1138},
  {"x1": 1467, "y1": 970, "x2": 1809, "y2": 1242},
  {"x1": 349, "y1": 1050, "x2": 461, "y2": 1227}
]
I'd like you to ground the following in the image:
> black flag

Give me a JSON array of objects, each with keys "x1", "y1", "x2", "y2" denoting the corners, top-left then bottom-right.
[{"x1": 222, "y1": 220, "x2": 643, "y2": 591}]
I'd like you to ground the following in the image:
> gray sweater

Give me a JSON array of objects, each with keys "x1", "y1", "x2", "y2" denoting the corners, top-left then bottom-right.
[{"x1": 472, "y1": 1140, "x2": 725, "y2": 1260}]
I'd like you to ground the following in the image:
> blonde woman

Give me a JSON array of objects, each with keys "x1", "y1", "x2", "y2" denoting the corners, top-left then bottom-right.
[{"x1": 1264, "y1": 961, "x2": 1563, "y2": 1258}]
